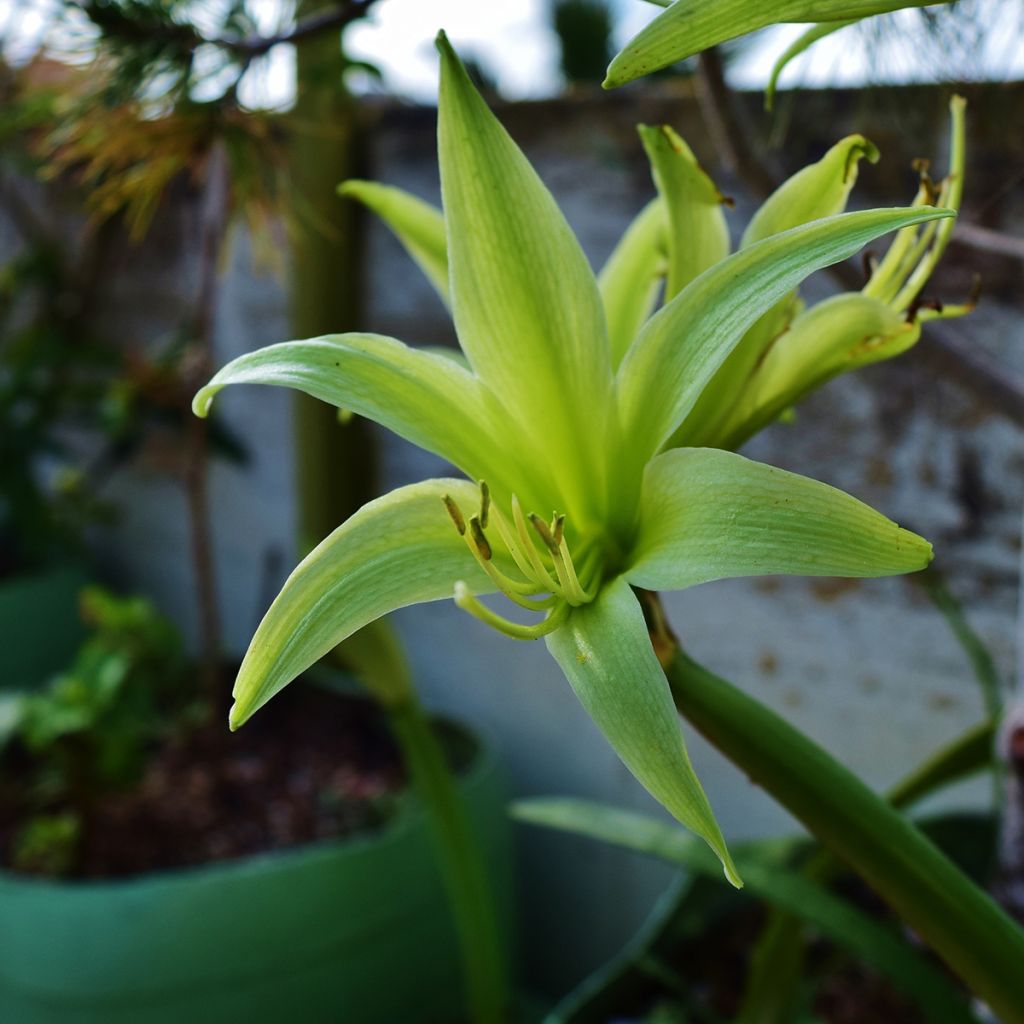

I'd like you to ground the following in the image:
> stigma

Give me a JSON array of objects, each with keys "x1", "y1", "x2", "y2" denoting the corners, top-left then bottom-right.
[{"x1": 441, "y1": 482, "x2": 595, "y2": 640}]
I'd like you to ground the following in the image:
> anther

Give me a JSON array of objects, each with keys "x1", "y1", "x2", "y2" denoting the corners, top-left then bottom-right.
[
  {"x1": 442, "y1": 494, "x2": 466, "y2": 535},
  {"x1": 528, "y1": 513, "x2": 560, "y2": 555},
  {"x1": 469, "y1": 516, "x2": 492, "y2": 561},
  {"x1": 478, "y1": 480, "x2": 491, "y2": 529}
]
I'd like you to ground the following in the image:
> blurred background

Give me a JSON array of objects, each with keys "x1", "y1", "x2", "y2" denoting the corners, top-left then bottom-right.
[{"x1": 0, "y1": 0, "x2": 1022, "y2": 1020}]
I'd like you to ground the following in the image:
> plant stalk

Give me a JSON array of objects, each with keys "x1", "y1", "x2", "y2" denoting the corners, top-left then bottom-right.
[
  {"x1": 386, "y1": 693, "x2": 509, "y2": 1024},
  {"x1": 663, "y1": 645, "x2": 1024, "y2": 1022}
]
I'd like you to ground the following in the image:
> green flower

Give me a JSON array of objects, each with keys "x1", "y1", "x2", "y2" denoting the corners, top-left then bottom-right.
[{"x1": 195, "y1": 33, "x2": 951, "y2": 886}]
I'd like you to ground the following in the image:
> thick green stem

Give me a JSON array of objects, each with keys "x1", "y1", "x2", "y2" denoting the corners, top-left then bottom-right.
[
  {"x1": 386, "y1": 694, "x2": 509, "y2": 1024},
  {"x1": 666, "y1": 649, "x2": 1024, "y2": 1023}
]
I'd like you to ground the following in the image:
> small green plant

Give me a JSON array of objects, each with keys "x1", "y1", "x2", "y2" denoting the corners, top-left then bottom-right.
[{"x1": 0, "y1": 587, "x2": 192, "y2": 875}]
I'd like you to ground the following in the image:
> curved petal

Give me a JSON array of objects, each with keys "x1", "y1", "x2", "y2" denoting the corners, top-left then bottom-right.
[
  {"x1": 437, "y1": 32, "x2": 613, "y2": 517},
  {"x1": 615, "y1": 206, "x2": 953, "y2": 465},
  {"x1": 605, "y1": 1, "x2": 932, "y2": 88},
  {"x1": 229, "y1": 479, "x2": 504, "y2": 729},
  {"x1": 339, "y1": 180, "x2": 450, "y2": 308},
  {"x1": 194, "y1": 332, "x2": 521, "y2": 494},
  {"x1": 546, "y1": 575, "x2": 740, "y2": 887},
  {"x1": 626, "y1": 448, "x2": 932, "y2": 591},
  {"x1": 741, "y1": 134, "x2": 879, "y2": 248},
  {"x1": 638, "y1": 124, "x2": 730, "y2": 301},
  {"x1": 719, "y1": 292, "x2": 920, "y2": 449},
  {"x1": 598, "y1": 197, "x2": 666, "y2": 367}
]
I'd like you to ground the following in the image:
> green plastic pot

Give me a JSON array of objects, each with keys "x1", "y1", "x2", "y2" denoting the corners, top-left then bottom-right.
[
  {"x1": 0, "y1": 720, "x2": 513, "y2": 1024},
  {"x1": 0, "y1": 565, "x2": 90, "y2": 691}
]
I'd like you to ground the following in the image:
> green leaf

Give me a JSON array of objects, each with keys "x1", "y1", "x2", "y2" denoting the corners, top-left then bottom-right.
[
  {"x1": 615, "y1": 206, "x2": 952, "y2": 465},
  {"x1": 545, "y1": 576, "x2": 740, "y2": 887},
  {"x1": 605, "y1": 1, "x2": 941, "y2": 88},
  {"x1": 627, "y1": 447, "x2": 931, "y2": 590},
  {"x1": 664, "y1": 650, "x2": 1024, "y2": 1024},
  {"x1": 193, "y1": 333, "x2": 539, "y2": 503},
  {"x1": 436, "y1": 32, "x2": 613, "y2": 521},
  {"x1": 637, "y1": 124, "x2": 730, "y2": 302},
  {"x1": 513, "y1": 798, "x2": 977, "y2": 1024},
  {"x1": 229, "y1": 479, "x2": 504, "y2": 729},
  {"x1": 742, "y1": 134, "x2": 879, "y2": 248},
  {"x1": 598, "y1": 198, "x2": 666, "y2": 367},
  {"x1": 339, "y1": 180, "x2": 449, "y2": 307},
  {"x1": 765, "y1": 20, "x2": 859, "y2": 112}
]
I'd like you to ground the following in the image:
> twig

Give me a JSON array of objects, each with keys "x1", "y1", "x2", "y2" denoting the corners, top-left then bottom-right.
[
  {"x1": 953, "y1": 222, "x2": 1024, "y2": 263},
  {"x1": 212, "y1": 1, "x2": 381, "y2": 57}
]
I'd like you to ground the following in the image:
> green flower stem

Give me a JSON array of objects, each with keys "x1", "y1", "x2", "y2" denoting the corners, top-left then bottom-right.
[
  {"x1": 665, "y1": 647, "x2": 1024, "y2": 1022},
  {"x1": 386, "y1": 693, "x2": 508, "y2": 1024}
]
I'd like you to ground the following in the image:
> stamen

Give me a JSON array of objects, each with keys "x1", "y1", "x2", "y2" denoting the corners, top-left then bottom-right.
[
  {"x1": 469, "y1": 516, "x2": 492, "y2": 561},
  {"x1": 442, "y1": 494, "x2": 466, "y2": 535},
  {"x1": 442, "y1": 486, "x2": 596, "y2": 636},
  {"x1": 453, "y1": 582, "x2": 569, "y2": 640},
  {"x1": 478, "y1": 480, "x2": 490, "y2": 529}
]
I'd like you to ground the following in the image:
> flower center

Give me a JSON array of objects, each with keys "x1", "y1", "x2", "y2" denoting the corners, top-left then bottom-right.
[{"x1": 442, "y1": 481, "x2": 595, "y2": 640}]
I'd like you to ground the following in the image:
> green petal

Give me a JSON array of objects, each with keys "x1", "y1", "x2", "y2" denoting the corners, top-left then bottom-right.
[
  {"x1": 229, "y1": 479, "x2": 499, "y2": 729},
  {"x1": 605, "y1": 1, "x2": 937, "y2": 87},
  {"x1": 638, "y1": 124, "x2": 730, "y2": 302},
  {"x1": 437, "y1": 32, "x2": 613, "y2": 518},
  {"x1": 598, "y1": 198, "x2": 666, "y2": 367},
  {"x1": 338, "y1": 180, "x2": 449, "y2": 307},
  {"x1": 193, "y1": 333, "x2": 517, "y2": 495},
  {"x1": 720, "y1": 293, "x2": 921, "y2": 449},
  {"x1": 546, "y1": 575, "x2": 740, "y2": 887},
  {"x1": 670, "y1": 134, "x2": 877, "y2": 450},
  {"x1": 765, "y1": 20, "x2": 859, "y2": 112},
  {"x1": 627, "y1": 447, "x2": 932, "y2": 591},
  {"x1": 615, "y1": 206, "x2": 953, "y2": 465},
  {"x1": 742, "y1": 134, "x2": 879, "y2": 248}
]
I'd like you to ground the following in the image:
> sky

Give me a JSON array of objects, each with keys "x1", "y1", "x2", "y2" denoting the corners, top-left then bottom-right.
[{"x1": 0, "y1": 0, "x2": 1021, "y2": 107}]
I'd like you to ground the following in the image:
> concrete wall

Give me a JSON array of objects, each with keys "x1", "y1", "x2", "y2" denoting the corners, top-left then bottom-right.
[{"x1": 38, "y1": 82, "x2": 1024, "y2": 994}]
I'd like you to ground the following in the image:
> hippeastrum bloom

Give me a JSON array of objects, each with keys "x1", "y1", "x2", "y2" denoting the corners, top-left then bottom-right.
[
  {"x1": 345, "y1": 99, "x2": 968, "y2": 458},
  {"x1": 194, "y1": 33, "x2": 952, "y2": 885}
]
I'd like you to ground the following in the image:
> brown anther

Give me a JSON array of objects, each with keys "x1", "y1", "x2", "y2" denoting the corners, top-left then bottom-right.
[
  {"x1": 478, "y1": 481, "x2": 491, "y2": 529},
  {"x1": 528, "y1": 512, "x2": 560, "y2": 554},
  {"x1": 552, "y1": 514, "x2": 565, "y2": 547},
  {"x1": 442, "y1": 494, "x2": 466, "y2": 535},
  {"x1": 469, "y1": 516, "x2": 492, "y2": 560}
]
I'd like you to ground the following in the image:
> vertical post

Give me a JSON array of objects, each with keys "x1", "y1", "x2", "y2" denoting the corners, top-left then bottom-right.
[{"x1": 289, "y1": 0, "x2": 375, "y2": 550}]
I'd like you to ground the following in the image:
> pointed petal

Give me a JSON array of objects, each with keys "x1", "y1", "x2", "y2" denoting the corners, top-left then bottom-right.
[
  {"x1": 720, "y1": 293, "x2": 921, "y2": 449},
  {"x1": 194, "y1": 332, "x2": 513, "y2": 492},
  {"x1": 546, "y1": 576, "x2": 740, "y2": 886},
  {"x1": 615, "y1": 206, "x2": 953, "y2": 464},
  {"x1": 627, "y1": 448, "x2": 932, "y2": 591},
  {"x1": 230, "y1": 479, "x2": 501, "y2": 728},
  {"x1": 436, "y1": 32, "x2": 612, "y2": 516},
  {"x1": 638, "y1": 124, "x2": 730, "y2": 301},
  {"x1": 605, "y1": 1, "x2": 933, "y2": 88},
  {"x1": 598, "y1": 198, "x2": 666, "y2": 367},
  {"x1": 339, "y1": 180, "x2": 449, "y2": 307},
  {"x1": 741, "y1": 134, "x2": 879, "y2": 248}
]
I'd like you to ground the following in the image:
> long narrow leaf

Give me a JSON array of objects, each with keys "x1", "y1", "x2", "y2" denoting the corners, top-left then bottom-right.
[
  {"x1": 606, "y1": 1, "x2": 943, "y2": 87},
  {"x1": 514, "y1": 798, "x2": 976, "y2": 1024}
]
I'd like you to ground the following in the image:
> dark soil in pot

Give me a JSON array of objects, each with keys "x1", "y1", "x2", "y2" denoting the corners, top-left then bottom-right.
[{"x1": 0, "y1": 681, "x2": 474, "y2": 880}]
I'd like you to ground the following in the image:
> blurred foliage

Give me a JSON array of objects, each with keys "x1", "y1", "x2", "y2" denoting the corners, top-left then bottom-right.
[
  {"x1": 553, "y1": 0, "x2": 613, "y2": 85},
  {"x1": 0, "y1": 587, "x2": 196, "y2": 875}
]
